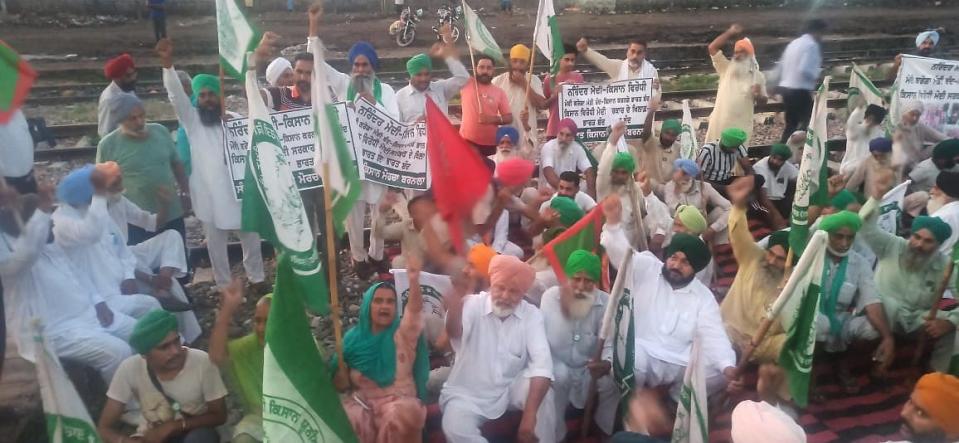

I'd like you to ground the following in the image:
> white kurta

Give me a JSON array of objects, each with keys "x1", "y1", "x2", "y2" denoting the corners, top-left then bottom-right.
[
  {"x1": 107, "y1": 194, "x2": 157, "y2": 243},
  {"x1": 841, "y1": 106, "x2": 886, "y2": 176},
  {"x1": 597, "y1": 140, "x2": 672, "y2": 244},
  {"x1": 395, "y1": 56, "x2": 470, "y2": 123},
  {"x1": 492, "y1": 72, "x2": 544, "y2": 152},
  {"x1": 52, "y1": 197, "x2": 136, "y2": 296},
  {"x1": 0, "y1": 110, "x2": 34, "y2": 178},
  {"x1": 704, "y1": 52, "x2": 766, "y2": 144},
  {"x1": 98, "y1": 82, "x2": 138, "y2": 137},
  {"x1": 753, "y1": 156, "x2": 799, "y2": 200},
  {"x1": 932, "y1": 201, "x2": 959, "y2": 255}
]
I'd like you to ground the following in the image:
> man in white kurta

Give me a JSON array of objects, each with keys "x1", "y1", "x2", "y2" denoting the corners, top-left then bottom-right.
[
  {"x1": 540, "y1": 250, "x2": 618, "y2": 440},
  {"x1": 841, "y1": 104, "x2": 887, "y2": 176},
  {"x1": 492, "y1": 44, "x2": 547, "y2": 153},
  {"x1": 930, "y1": 170, "x2": 959, "y2": 255},
  {"x1": 0, "y1": 194, "x2": 134, "y2": 383},
  {"x1": 576, "y1": 38, "x2": 661, "y2": 99},
  {"x1": 705, "y1": 25, "x2": 768, "y2": 144},
  {"x1": 441, "y1": 255, "x2": 556, "y2": 442},
  {"x1": 395, "y1": 30, "x2": 469, "y2": 123},
  {"x1": 157, "y1": 40, "x2": 265, "y2": 289},
  {"x1": 98, "y1": 54, "x2": 139, "y2": 137}
]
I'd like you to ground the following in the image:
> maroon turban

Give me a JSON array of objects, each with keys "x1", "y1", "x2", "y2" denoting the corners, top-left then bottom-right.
[
  {"x1": 558, "y1": 118, "x2": 578, "y2": 135},
  {"x1": 104, "y1": 54, "x2": 135, "y2": 79}
]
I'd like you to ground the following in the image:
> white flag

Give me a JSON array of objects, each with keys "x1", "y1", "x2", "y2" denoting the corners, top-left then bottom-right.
[
  {"x1": 462, "y1": 0, "x2": 505, "y2": 65},
  {"x1": 533, "y1": 0, "x2": 563, "y2": 75},
  {"x1": 391, "y1": 269, "x2": 452, "y2": 320},
  {"x1": 679, "y1": 99, "x2": 698, "y2": 160},
  {"x1": 215, "y1": 0, "x2": 257, "y2": 79},
  {"x1": 34, "y1": 326, "x2": 103, "y2": 443},
  {"x1": 876, "y1": 179, "x2": 911, "y2": 235},
  {"x1": 671, "y1": 333, "x2": 709, "y2": 443}
]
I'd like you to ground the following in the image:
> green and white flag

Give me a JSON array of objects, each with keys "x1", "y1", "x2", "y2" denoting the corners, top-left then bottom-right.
[
  {"x1": 789, "y1": 76, "x2": 831, "y2": 256},
  {"x1": 776, "y1": 230, "x2": 827, "y2": 408},
  {"x1": 671, "y1": 333, "x2": 709, "y2": 443},
  {"x1": 240, "y1": 54, "x2": 329, "y2": 314},
  {"x1": 215, "y1": 0, "x2": 258, "y2": 80},
  {"x1": 311, "y1": 38, "x2": 360, "y2": 237},
  {"x1": 679, "y1": 99, "x2": 698, "y2": 160},
  {"x1": 462, "y1": 0, "x2": 505, "y2": 65},
  {"x1": 876, "y1": 179, "x2": 910, "y2": 235},
  {"x1": 533, "y1": 0, "x2": 564, "y2": 75},
  {"x1": 263, "y1": 254, "x2": 357, "y2": 443},
  {"x1": 848, "y1": 63, "x2": 885, "y2": 110},
  {"x1": 34, "y1": 324, "x2": 102, "y2": 443}
]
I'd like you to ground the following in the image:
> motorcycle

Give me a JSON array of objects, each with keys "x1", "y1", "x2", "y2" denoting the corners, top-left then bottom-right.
[
  {"x1": 432, "y1": 3, "x2": 462, "y2": 43},
  {"x1": 389, "y1": 6, "x2": 423, "y2": 47}
]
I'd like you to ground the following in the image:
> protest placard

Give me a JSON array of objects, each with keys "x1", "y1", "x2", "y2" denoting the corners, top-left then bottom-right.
[
  {"x1": 352, "y1": 99, "x2": 430, "y2": 190},
  {"x1": 893, "y1": 55, "x2": 959, "y2": 138},
  {"x1": 558, "y1": 78, "x2": 653, "y2": 142}
]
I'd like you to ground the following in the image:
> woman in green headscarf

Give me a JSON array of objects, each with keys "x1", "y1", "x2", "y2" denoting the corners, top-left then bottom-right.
[{"x1": 335, "y1": 261, "x2": 431, "y2": 443}]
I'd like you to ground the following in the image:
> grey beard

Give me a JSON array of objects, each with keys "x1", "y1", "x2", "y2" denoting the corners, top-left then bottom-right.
[
  {"x1": 352, "y1": 75, "x2": 373, "y2": 95},
  {"x1": 901, "y1": 247, "x2": 932, "y2": 272},
  {"x1": 758, "y1": 261, "x2": 785, "y2": 288}
]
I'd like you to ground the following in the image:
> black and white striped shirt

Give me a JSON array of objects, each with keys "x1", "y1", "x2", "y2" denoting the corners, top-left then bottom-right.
[{"x1": 697, "y1": 142, "x2": 747, "y2": 185}]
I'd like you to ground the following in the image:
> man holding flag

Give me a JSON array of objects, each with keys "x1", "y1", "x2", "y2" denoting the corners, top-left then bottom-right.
[{"x1": 492, "y1": 44, "x2": 547, "y2": 152}]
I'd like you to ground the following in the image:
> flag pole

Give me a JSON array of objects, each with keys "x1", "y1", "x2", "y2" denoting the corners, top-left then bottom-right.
[
  {"x1": 462, "y1": 0, "x2": 482, "y2": 115},
  {"x1": 734, "y1": 245, "x2": 796, "y2": 374},
  {"x1": 320, "y1": 163, "x2": 346, "y2": 364},
  {"x1": 218, "y1": 65, "x2": 227, "y2": 118},
  {"x1": 911, "y1": 258, "x2": 955, "y2": 371}
]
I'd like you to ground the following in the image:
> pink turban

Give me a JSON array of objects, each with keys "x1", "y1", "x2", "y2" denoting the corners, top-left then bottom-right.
[
  {"x1": 558, "y1": 118, "x2": 578, "y2": 135},
  {"x1": 495, "y1": 158, "x2": 535, "y2": 187},
  {"x1": 488, "y1": 255, "x2": 535, "y2": 293},
  {"x1": 734, "y1": 38, "x2": 755, "y2": 56},
  {"x1": 730, "y1": 401, "x2": 806, "y2": 443},
  {"x1": 104, "y1": 54, "x2": 135, "y2": 79}
]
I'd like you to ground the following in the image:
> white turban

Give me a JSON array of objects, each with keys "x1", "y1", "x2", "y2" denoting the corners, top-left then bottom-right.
[
  {"x1": 265, "y1": 57, "x2": 293, "y2": 87},
  {"x1": 730, "y1": 401, "x2": 806, "y2": 443},
  {"x1": 901, "y1": 99, "x2": 924, "y2": 116},
  {"x1": 916, "y1": 30, "x2": 940, "y2": 48}
]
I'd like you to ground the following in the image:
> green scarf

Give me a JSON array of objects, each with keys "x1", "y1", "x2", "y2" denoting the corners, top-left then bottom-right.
[
  {"x1": 225, "y1": 334, "x2": 264, "y2": 415},
  {"x1": 346, "y1": 77, "x2": 383, "y2": 104},
  {"x1": 340, "y1": 282, "x2": 431, "y2": 400},
  {"x1": 574, "y1": 137, "x2": 598, "y2": 169},
  {"x1": 819, "y1": 256, "x2": 849, "y2": 338}
]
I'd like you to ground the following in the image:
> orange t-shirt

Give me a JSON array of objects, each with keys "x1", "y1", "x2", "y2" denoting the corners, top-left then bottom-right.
[{"x1": 459, "y1": 79, "x2": 512, "y2": 147}]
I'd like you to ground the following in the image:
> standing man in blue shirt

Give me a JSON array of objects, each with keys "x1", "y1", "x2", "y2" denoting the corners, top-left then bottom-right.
[{"x1": 147, "y1": 0, "x2": 166, "y2": 42}]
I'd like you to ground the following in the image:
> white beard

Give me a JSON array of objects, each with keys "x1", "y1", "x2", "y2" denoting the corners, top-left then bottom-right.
[
  {"x1": 728, "y1": 57, "x2": 755, "y2": 81},
  {"x1": 491, "y1": 304, "x2": 515, "y2": 318},
  {"x1": 566, "y1": 291, "x2": 596, "y2": 320}
]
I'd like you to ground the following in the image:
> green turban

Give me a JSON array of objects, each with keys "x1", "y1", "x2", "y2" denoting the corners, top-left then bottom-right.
[
  {"x1": 720, "y1": 128, "x2": 747, "y2": 148},
  {"x1": 129, "y1": 310, "x2": 179, "y2": 354},
  {"x1": 770, "y1": 143, "x2": 792, "y2": 159},
  {"x1": 768, "y1": 230, "x2": 790, "y2": 251},
  {"x1": 830, "y1": 189, "x2": 858, "y2": 210},
  {"x1": 564, "y1": 250, "x2": 601, "y2": 281},
  {"x1": 191, "y1": 74, "x2": 221, "y2": 106},
  {"x1": 550, "y1": 196, "x2": 585, "y2": 227},
  {"x1": 674, "y1": 205, "x2": 707, "y2": 235},
  {"x1": 665, "y1": 233, "x2": 711, "y2": 272},
  {"x1": 406, "y1": 53, "x2": 433, "y2": 77},
  {"x1": 913, "y1": 216, "x2": 953, "y2": 244},
  {"x1": 818, "y1": 210, "x2": 863, "y2": 233},
  {"x1": 661, "y1": 119, "x2": 682, "y2": 135},
  {"x1": 612, "y1": 152, "x2": 636, "y2": 173}
]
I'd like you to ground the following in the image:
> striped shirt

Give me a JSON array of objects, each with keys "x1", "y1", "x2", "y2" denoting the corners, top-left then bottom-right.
[{"x1": 697, "y1": 142, "x2": 747, "y2": 185}]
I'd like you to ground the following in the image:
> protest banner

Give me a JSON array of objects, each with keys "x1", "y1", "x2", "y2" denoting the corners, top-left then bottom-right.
[
  {"x1": 558, "y1": 78, "x2": 653, "y2": 142},
  {"x1": 390, "y1": 269, "x2": 452, "y2": 321},
  {"x1": 352, "y1": 99, "x2": 430, "y2": 190},
  {"x1": 893, "y1": 55, "x2": 959, "y2": 138}
]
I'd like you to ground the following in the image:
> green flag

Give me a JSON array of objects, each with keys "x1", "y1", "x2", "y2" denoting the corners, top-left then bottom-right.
[
  {"x1": 542, "y1": 205, "x2": 605, "y2": 286},
  {"x1": 215, "y1": 0, "x2": 258, "y2": 80},
  {"x1": 34, "y1": 325, "x2": 103, "y2": 443},
  {"x1": 0, "y1": 40, "x2": 36, "y2": 123},
  {"x1": 671, "y1": 333, "x2": 709, "y2": 443},
  {"x1": 789, "y1": 77, "x2": 831, "y2": 256},
  {"x1": 262, "y1": 254, "x2": 357, "y2": 442},
  {"x1": 241, "y1": 58, "x2": 329, "y2": 314},
  {"x1": 533, "y1": 0, "x2": 564, "y2": 75},
  {"x1": 462, "y1": 0, "x2": 505, "y2": 65},
  {"x1": 777, "y1": 230, "x2": 827, "y2": 408}
]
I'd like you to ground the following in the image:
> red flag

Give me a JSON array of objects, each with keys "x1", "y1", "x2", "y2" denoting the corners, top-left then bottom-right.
[
  {"x1": 425, "y1": 96, "x2": 491, "y2": 253},
  {"x1": 542, "y1": 204, "x2": 607, "y2": 288},
  {"x1": 0, "y1": 40, "x2": 36, "y2": 124}
]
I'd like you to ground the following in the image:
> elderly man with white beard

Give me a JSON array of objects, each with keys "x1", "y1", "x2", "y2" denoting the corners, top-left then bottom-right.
[
  {"x1": 662, "y1": 159, "x2": 731, "y2": 246},
  {"x1": 540, "y1": 250, "x2": 617, "y2": 440},
  {"x1": 705, "y1": 24, "x2": 768, "y2": 145},
  {"x1": 441, "y1": 254, "x2": 556, "y2": 443},
  {"x1": 859, "y1": 185, "x2": 957, "y2": 372}
]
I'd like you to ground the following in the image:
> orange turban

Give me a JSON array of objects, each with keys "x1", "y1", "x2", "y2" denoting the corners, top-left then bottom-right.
[
  {"x1": 734, "y1": 38, "x2": 755, "y2": 56},
  {"x1": 468, "y1": 244, "x2": 497, "y2": 280},
  {"x1": 488, "y1": 255, "x2": 535, "y2": 293},
  {"x1": 914, "y1": 372, "x2": 959, "y2": 435},
  {"x1": 95, "y1": 161, "x2": 122, "y2": 188},
  {"x1": 104, "y1": 54, "x2": 135, "y2": 79}
]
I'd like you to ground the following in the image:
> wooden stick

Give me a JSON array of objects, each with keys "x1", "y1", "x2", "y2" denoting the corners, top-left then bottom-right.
[
  {"x1": 626, "y1": 182, "x2": 649, "y2": 252},
  {"x1": 912, "y1": 259, "x2": 955, "y2": 369},
  {"x1": 462, "y1": 0, "x2": 482, "y2": 117},
  {"x1": 734, "y1": 246, "x2": 795, "y2": 374},
  {"x1": 218, "y1": 65, "x2": 227, "y2": 117},
  {"x1": 320, "y1": 162, "x2": 345, "y2": 364}
]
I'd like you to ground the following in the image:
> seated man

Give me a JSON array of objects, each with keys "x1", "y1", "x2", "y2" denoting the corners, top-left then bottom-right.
[
  {"x1": 753, "y1": 143, "x2": 798, "y2": 219},
  {"x1": 637, "y1": 100, "x2": 681, "y2": 195},
  {"x1": 374, "y1": 192, "x2": 451, "y2": 272},
  {"x1": 600, "y1": 194, "x2": 738, "y2": 438},
  {"x1": 814, "y1": 211, "x2": 895, "y2": 391},
  {"x1": 0, "y1": 186, "x2": 133, "y2": 383},
  {"x1": 845, "y1": 137, "x2": 899, "y2": 200},
  {"x1": 662, "y1": 159, "x2": 731, "y2": 246},
  {"x1": 209, "y1": 282, "x2": 270, "y2": 443},
  {"x1": 669, "y1": 205, "x2": 713, "y2": 285},
  {"x1": 697, "y1": 128, "x2": 751, "y2": 188},
  {"x1": 98, "y1": 310, "x2": 228, "y2": 443},
  {"x1": 859, "y1": 194, "x2": 957, "y2": 372},
  {"x1": 539, "y1": 171, "x2": 597, "y2": 213},
  {"x1": 540, "y1": 118, "x2": 596, "y2": 197},
  {"x1": 897, "y1": 372, "x2": 959, "y2": 443},
  {"x1": 441, "y1": 255, "x2": 556, "y2": 442},
  {"x1": 540, "y1": 250, "x2": 617, "y2": 440}
]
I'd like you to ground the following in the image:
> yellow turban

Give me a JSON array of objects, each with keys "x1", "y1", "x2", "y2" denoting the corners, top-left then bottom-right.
[
  {"x1": 468, "y1": 244, "x2": 497, "y2": 280},
  {"x1": 509, "y1": 44, "x2": 531, "y2": 61}
]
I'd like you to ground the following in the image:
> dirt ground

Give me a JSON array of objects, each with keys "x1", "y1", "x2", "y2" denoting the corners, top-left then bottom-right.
[{"x1": 2, "y1": 4, "x2": 957, "y2": 67}]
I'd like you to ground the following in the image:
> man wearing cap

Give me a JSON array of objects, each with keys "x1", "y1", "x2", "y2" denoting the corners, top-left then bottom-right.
[
  {"x1": 891, "y1": 372, "x2": 959, "y2": 443},
  {"x1": 0, "y1": 185, "x2": 135, "y2": 383},
  {"x1": 543, "y1": 44, "x2": 585, "y2": 140},
  {"x1": 156, "y1": 39, "x2": 267, "y2": 291},
  {"x1": 540, "y1": 117, "x2": 596, "y2": 196},
  {"x1": 98, "y1": 310, "x2": 228, "y2": 443},
  {"x1": 845, "y1": 137, "x2": 899, "y2": 200},
  {"x1": 637, "y1": 98, "x2": 682, "y2": 194},
  {"x1": 697, "y1": 127, "x2": 752, "y2": 187},
  {"x1": 910, "y1": 139, "x2": 959, "y2": 194},
  {"x1": 930, "y1": 170, "x2": 959, "y2": 254},
  {"x1": 98, "y1": 53, "x2": 138, "y2": 137},
  {"x1": 841, "y1": 104, "x2": 888, "y2": 176},
  {"x1": 859, "y1": 188, "x2": 957, "y2": 372},
  {"x1": 575, "y1": 37, "x2": 661, "y2": 98},
  {"x1": 396, "y1": 26, "x2": 468, "y2": 123},
  {"x1": 754, "y1": 143, "x2": 799, "y2": 219},
  {"x1": 493, "y1": 44, "x2": 548, "y2": 152},
  {"x1": 663, "y1": 158, "x2": 732, "y2": 245},
  {"x1": 706, "y1": 24, "x2": 768, "y2": 145},
  {"x1": 600, "y1": 194, "x2": 739, "y2": 439},
  {"x1": 540, "y1": 250, "x2": 617, "y2": 440},
  {"x1": 441, "y1": 255, "x2": 557, "y2": 442}
]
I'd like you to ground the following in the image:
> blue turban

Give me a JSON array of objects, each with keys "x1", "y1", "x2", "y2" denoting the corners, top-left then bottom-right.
[
  {"x1": 496, "y1": 126, "x2": 519, "y2": 144},
  {"x1": 916, "y1": 30, "x2": 940, "y2": 48},
  {"x1": 348, "y1": 41, "x2": 380, "y2": 71},
  {"x1": 869, "y1": 137, "x2": 892, "y2": 153},
  {"x1": 57, "y1": 164, "x2": 96, "y2": 206},
  {"x1": 674, "y1": 158, "x2": 699, "y2": 177}
]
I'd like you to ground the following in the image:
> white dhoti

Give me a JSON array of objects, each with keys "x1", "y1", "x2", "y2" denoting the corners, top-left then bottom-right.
[
  {"x1": 203, "y1": 223, "x2": 265, "y2": 288},
  {"x1": 633, "y1": 345, "x2": 727, "y2": 401},
  {"x1": 50, "y1": 316, "x2": 137, "y2": 383},
  {"x1": 131, "y1": 229, "x2": 202, "y2": 343},
  {"x1": 104, "y1": 293, "x2": 162, "y2": 320},
  {"x1": 552, "y1": 362, "x2": 618, "y2": 440},
  {"x1": 441, "y1": 376, "x2": 558, "y2": 443},
  {"x1": 815, "y1": 314, "x2": 880, "y2": 353},
  {"x1": 346, "y1": 200, "x2": 385, "y2": 263}
]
